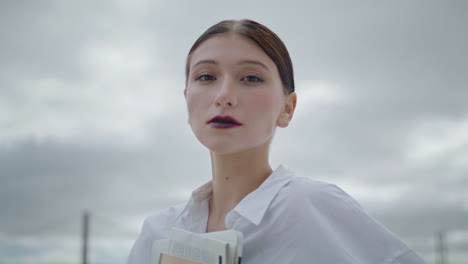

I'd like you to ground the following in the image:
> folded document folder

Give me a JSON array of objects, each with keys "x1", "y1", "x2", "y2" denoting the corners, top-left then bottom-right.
[{"x1": 152, "y1": 228, "x2": 243, "y2": 264}]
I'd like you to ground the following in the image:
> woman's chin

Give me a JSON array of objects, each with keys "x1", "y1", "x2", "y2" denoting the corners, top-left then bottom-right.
[
  {"x1": 206, "y1": 145, "x2": 245, "y2": 156},
  {"x1": 203, "y1": 140, "x2": 270, "y2": 157},
  {"x1": 201, "y1": 141, "x2": 246, "y2": 155}
]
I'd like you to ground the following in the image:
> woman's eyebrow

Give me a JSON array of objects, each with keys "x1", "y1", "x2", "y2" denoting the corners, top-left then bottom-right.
[
  {"x1": 192, "y1": 59, "x2": 270, "y2": 71},
  {"x1": 192, "y1": 59, "x2": 217, "y2": 69},
  {"x1": 238, "y1": 60, "x2": 270, "y2": 71}
]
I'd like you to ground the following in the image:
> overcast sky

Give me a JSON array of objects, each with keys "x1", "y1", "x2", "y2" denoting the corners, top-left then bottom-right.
[{"x1": 1, "y1": 0, "x2": 467, "y2": 263}]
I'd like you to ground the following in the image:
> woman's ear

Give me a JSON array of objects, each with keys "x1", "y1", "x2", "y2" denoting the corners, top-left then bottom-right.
[
  {"x1": 184, "y1": 88, "x2": 190, "y2": 124},
  {"x1": 277, "y1": 92, "x2": 297, "y2": 128}
]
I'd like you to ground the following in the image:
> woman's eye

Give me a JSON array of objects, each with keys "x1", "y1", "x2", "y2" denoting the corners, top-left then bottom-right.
[
  {"x1": 243, "y1": 75, "x2": 264, "y2": 83},
  {"x1": 195, "y1": 74, "x2": 216, "y2": 81}
]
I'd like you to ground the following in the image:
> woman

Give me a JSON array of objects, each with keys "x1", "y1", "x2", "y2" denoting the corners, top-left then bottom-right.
[{"x1": 128, "y1": 19, "x2": 426, "y2": 264}]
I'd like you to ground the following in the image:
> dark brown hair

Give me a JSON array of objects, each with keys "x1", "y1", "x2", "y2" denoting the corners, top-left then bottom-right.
[{"x1": 185, "y1": 19, "x2": 294, "y2": 94}]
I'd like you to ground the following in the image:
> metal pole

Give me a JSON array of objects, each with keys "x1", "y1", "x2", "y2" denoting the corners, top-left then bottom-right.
[
  {"x1": 436, "y1": 230, "x2": 447, "y2": 264},
  {"x1": 82, "y1": 211, "x2": 90, "y2": 264}
]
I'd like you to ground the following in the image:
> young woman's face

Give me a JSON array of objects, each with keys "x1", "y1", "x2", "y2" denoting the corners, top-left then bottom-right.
[{"x1": 185, "y1": 34, "x2": 293, "y2": 155}]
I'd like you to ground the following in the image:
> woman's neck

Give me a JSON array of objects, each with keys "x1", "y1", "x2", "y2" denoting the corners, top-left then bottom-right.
[{"x1": 207, "y1": 142, "x2": 273, "y2": 231}]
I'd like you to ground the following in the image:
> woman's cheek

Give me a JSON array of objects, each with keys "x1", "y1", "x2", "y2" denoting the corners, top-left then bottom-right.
[
  {"x1": 186, "y1": 90, "x2": 206, "y2": 114},
  {"x1": 250, "y1": 92, "x2": 279, "y2": 113}
]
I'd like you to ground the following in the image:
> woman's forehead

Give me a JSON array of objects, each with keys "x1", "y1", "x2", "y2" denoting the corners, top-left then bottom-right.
[{"x1": 189, "y1": 34, "x2": 276, "y2": 71}]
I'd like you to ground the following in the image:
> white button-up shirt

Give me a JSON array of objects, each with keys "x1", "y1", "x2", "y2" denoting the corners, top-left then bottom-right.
[{"x1": 128, "y1": 164, "x2": 426, "y2": 264}]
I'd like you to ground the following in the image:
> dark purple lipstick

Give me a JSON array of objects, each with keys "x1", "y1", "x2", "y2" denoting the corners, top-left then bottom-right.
[{"x1": 207, "y1": 115, "x2": 242, "y2": 129}]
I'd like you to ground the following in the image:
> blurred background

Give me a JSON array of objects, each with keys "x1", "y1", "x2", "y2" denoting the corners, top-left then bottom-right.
[{"x1": 1, "y1": 0, "x2": 467, "y2": 263}]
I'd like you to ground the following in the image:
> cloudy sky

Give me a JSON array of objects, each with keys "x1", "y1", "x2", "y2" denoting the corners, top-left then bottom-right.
[{"x1": 1, "y1": 0, "x2": 467, "y2": 263}]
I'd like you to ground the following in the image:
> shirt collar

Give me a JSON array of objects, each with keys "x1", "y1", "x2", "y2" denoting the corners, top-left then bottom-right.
[
  {"x1": 172, "y1": 181, "x2": 212, "y2": 233},
  {"x1": 175, "y1": 164, "x2": 295, "y2": 229},
  {"x1": 231, "y1": 164, "x2": 294, "y2": 225}
]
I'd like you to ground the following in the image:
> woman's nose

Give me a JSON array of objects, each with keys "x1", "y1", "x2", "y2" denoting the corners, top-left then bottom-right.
[{"x1": 215, "y1": 79, "x2": 238, "y2": 108}]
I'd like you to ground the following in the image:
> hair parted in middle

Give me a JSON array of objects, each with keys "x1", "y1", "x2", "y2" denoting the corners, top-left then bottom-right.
[{"x1": 185, "y1": 19, "x2": 295, "y2": 95}]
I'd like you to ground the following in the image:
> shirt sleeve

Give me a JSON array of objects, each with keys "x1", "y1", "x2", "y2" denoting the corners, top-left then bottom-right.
[
  {"x1": 127, "y1": 217, "x2": 156, "y2": 264},
  {"x1": 127, "y1": 203, "x2": 186, "y2": 264},
  {"x1": 285, "y1": 178, "x2": 427, "y2": 264},
  {"x1": 389, "y1": 249, "x2": 427, "y2": 264}
]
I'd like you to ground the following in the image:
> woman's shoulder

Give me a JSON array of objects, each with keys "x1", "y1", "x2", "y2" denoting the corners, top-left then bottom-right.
[
  {"x1": 127, "y1": 202, "x2": 188, "y2": 264},
  {"x1": 280, "y1": 174, "x2": 425, "y2": 263},
  {"x1": 285, "y1": 175, "x2": 361, "y2": 210},
  {"x1": 140, "y1": 202, "x2": 187, "y2": 239}
]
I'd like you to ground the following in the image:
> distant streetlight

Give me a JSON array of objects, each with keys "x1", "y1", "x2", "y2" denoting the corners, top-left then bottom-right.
[
  {"x1": 436, "y1": 230, "x2": 447, "y2": 264},
  {"x1": 82, "y1": 210, "x2": 90, "y2": 264}
]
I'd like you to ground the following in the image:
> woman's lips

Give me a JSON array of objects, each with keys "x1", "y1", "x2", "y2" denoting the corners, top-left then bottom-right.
[
  {"x1": 207, "y1": 115, "x2": 243, "y2": 129},
  {"x1": 209, "y1": 122, "x2": 242, "y2": 129}
]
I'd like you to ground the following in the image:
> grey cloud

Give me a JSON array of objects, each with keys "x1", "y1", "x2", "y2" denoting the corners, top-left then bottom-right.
[
  {"x1": 1, "y1": 0, "x2": 468, "y2": 263},
  {"x1": 0, "y1": 117, "x2": 205, "y2": 237}
]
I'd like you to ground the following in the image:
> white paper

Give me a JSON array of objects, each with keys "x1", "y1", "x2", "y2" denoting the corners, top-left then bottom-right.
[
  {"x1": 203, "y1": 230, "x2": 243, "y2": 264},
  {"x1": 151, "y1": 228, "x2": 244, "y2": 264},
  {"x1": 170, "y1": 228, "x2": 227, "y2": 264}
]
